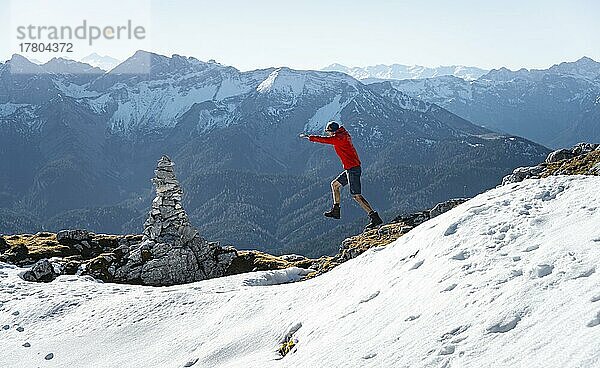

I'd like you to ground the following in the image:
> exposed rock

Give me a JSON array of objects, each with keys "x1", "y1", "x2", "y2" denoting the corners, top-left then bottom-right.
[
  {"x1": 225, "y1": 250, "x2": 317, "y2": 276},
  {"x1": 589, "y1": 162, "x2": 600, "y2": 175},
  {"x1": 501, "y1": 165, "x2": 545, "y2": 185},
  {"x1": 0, "y1": 236, "x2": 8, "y2": 253},
  {"x1": 546, "y1": 149, "x2": 575, "y2": 163},
  {"x1": 391, "y1": 198, "x2": 467, "y2": 227},
  {"x1": 20, "y1": 259, "x2": 60, "y2": 282},
  {"x1": 86, "y1": 253, "x2": 120, "y2": 280},
  {"x1": 280, "y1": 254, "x2": 306, "y2": 262},
  {"x1": 429, "y1": 198, "x2": 468, "y2": 218},
  {"x1": 56, "y1": 229, "x2": 94, "y2": 245},
  {"x1": 392, "y1": 211, "x2": 430, "y2": 228},
  {"x1": 112, "y1": 156, "x2": 238, "y2": 286},
  {"x1": 0, "y1": 244, "x2": 30, "y2": 265},
  {"x1": 502, "y1": 143, "x2": 600, "y2": 185},
  {"x1": 572, "y1": 142, "x2": 598, "y2": 155}
]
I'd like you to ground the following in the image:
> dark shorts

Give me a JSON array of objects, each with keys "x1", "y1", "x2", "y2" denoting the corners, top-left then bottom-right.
[{"x1": 335, "y1": 166, "x2": 362, "y2": 195}]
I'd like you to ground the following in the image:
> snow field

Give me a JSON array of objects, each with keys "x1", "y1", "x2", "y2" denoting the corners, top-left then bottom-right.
[{"x1": 1, "y1": 175, "x2": 599, "y2": 367}]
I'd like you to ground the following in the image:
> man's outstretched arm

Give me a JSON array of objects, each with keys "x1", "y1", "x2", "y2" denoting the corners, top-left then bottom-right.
[{"x1": 305, "y1": 134, "x2": 339, "y2": 145}]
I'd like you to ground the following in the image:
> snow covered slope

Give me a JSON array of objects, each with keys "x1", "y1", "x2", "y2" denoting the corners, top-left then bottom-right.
[{"x1": 1, "y1": 175, "x2": 600, "y2": 368}]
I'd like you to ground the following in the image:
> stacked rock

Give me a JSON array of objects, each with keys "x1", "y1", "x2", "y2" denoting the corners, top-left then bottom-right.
[
  {"x1": 112, "y1": 155, "x2": 238, "y2": 286},
  {"x1": 142, "y1": 155, "x2": 197, "y2": 245}
]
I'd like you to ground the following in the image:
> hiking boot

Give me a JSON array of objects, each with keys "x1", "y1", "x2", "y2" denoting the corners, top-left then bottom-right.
[
  {"x1": 324, "y1": 204, "x2": 341, "y2": 219},
  {"x1": 364, "y1": 211, "x2": 383, "y2": 230}
]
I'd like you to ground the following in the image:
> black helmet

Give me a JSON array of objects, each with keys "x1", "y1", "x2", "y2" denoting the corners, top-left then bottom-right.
[{"x1": 325, "y1": 121, "x2": 339, "y2": 132}]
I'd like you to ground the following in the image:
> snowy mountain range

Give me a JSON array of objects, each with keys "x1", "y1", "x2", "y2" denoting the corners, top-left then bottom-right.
[
  {"x1": 322, "y1": 63, "x2": 489, "y2": 81},
  {"x1": 0, "y1": 51, "x2": 548, "y2": 255},
  {"x1": 1, "y1": 175, "x2": 599, "y2": 367},
  {"x1": 364, "y1": 57, "x2": 600, "y2": 148}
]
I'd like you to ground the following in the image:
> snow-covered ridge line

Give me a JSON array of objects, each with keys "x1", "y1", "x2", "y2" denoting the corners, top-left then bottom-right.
[
  {"x1": 1, "y1": 175, "x2": 599, "y2": 367},
  {"x1": 323, "y1": 63, "x2": 489, "y2": 81}
]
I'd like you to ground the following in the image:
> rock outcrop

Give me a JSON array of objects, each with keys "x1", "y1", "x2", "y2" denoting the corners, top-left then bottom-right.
[
  {"x1": 502, "y1": 143, "x2": 600, "y2": 185},
  {"x1": 111, "y1": 156, "x2": 237, "y2": 286},
  {"x1": 0, "y1": 236, "x2": 8, "y2": 253},
  {"x1": 309, "y1": 197, "x2": 468, "y2": 276}
]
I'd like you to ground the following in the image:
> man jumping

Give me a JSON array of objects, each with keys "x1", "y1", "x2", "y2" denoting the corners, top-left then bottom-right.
[{"x1": 300, "y1": 121, "x2": 383, "y2": 231}]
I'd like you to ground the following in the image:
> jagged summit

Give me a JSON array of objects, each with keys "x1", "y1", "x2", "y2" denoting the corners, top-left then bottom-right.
[
  {"x1": 41, "y1": 57, "x2": 104, "y2": 75},
  {"x1": 7, "y1": 54, "x2": 46, "y2": 74}
]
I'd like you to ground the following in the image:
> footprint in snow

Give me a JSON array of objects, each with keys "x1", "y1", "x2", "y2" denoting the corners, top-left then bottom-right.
[
  {"x1": 439, "y1": 325, "x2": 469, "y2": 342},
  {"x1": 510, "y1": 269, "x2": 523, "y2": 277},
  {"x1": 405, "y1": 314, "x2": 421, "y2": 322},
  {"x1": 451, "y1": 251, "x2": 469, "y2": 261},
  {"x1": 362, "y1": 353, "x2": 377, "y2": 359},
  {"x1": 498, "y1": 224, "x2": 511, "y2": 233},
  {"x1": 532, "y1": 264, "x2": 554, "y2": 278},
  {"x1": 444, "y1": 223, "x2": 459, "y2": 236},
  {"x1": 183, "y1": 358, "x2": 199, "y2": 367},
  {"x1": 586, "y1": 312, "x2": 600, "y2": 328},
  {"x1": 438, "y1": 345, "x2": 455, "y2": 356},
  {"x1": 359, "y1": 290, "x2": 380, "y2": 304},
  {"x1": 573, "y1": 267, "x2": 595, "y2": 279},
  {"x1": 487, "y1": 315, "x2": 521, "y2": 333},
  {"x1": 441, "y1": 283, "x2": 457, "y2": 292},
  {"x1": 409, "y1": 260, "x2": 424, "y2": 270},
  {"x1": 523, "y1": 244, "x2": 539, "y2": 252}
]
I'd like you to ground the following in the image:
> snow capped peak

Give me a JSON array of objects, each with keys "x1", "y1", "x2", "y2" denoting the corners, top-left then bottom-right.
[
  {"x1": 81, "y1": 53, "x2": 121, "y2": 71},
  {"x1": 107, "y1": 51, "x2": 227, "y2": 78},
  {"x1": 108, "y1": 50, "x2": 167, "y2": 75},
  {"x1": 480, "y1": 57, "x2": 600, "y2": 82},
  {"x1": 257, "y1": 68, "x2": 306, "y2": 96},
  {"x1": 547, "y1": 56, "x2": 600, "y2": 80}
]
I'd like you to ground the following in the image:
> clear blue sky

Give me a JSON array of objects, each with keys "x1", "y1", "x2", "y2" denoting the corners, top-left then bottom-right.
[{"x1": 1, "y1": 0, "x2": 598, "y2": 71}]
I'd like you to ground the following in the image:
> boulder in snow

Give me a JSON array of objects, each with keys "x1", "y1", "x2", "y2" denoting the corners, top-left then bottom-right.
[{"x1": 20, "y1": 259, "x2": 60, "y2": 282}]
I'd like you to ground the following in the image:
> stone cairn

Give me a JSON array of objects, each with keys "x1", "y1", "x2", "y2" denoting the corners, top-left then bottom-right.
[
  {"x1": 142, "y1": 156, "x2": 197, "y2": 245},
  {"x1": 113, "y1": 155, "x2": 237, "y2": 286}
]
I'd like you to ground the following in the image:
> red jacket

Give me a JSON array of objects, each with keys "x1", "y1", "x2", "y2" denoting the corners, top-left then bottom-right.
[{"x1": 309, "y1": 126, "x2": 361, "y2": 170}]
